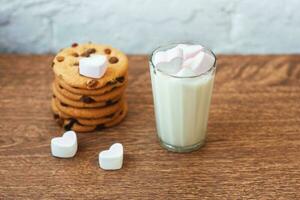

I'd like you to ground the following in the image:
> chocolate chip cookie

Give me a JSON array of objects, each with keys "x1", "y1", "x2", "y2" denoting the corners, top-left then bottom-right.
[
  {"x1": 52, "y1": 82, "x2": 121, "y2": 108},
  {"x1": 52, "y1": 43, "x2": 128, "y2": 89},
  {"x1": 53, "y1": 80, "x2": 126, "y2": 103},
  {"x1": 53, "y1": 95, "x2": 125, "y2": 119}
]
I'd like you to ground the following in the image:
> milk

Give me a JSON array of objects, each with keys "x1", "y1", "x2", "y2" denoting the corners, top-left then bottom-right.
[{"x1": 149, "y1": 44, "x2": 216, "y2": 152}]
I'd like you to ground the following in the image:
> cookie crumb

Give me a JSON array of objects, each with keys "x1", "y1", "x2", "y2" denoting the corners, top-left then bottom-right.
[
  {"x1": 109, "y1": 57, "x2": 119, "y2": 64},
  {"x1": 56, "y1": 56, "x2": 65, "y2": 62}
]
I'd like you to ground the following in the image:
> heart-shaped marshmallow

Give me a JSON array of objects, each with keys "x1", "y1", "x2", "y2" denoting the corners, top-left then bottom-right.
[
  {"x1": 99, "y1": 143, "x2": 123, "y2": 170},
  {"x1": 153, "y1": 46, "x2": 183, "y2": 75},
  {"x1": 51, "y1": 131, "x2": 78, "y2": 158},
  {"x1": 176, "y1": 67, "x2": 197, "y2": 77},
  {"x1": 79, "y1": 54, "x2": 108, "y2": 78},
  {"x1": 182, "y1": 51, "x2": 215, "y2": 75},
  {"x1": 177, "y1": 44, "x2": 204, "y2": 60}
]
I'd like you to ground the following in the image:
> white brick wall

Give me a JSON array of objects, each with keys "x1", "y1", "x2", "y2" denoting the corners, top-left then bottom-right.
[{"x1": 1, "y1": 0, "x2": 300, "y2": 54}]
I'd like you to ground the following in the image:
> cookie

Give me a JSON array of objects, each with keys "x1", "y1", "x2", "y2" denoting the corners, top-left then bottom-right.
[
  {"x1": 51, "y1": 98, "x2": 124, "y2": 126},
  {"x1": 55, "y1": 75, "x2": 127, "y2": 96},
  {"x1": 54, "y1": 80, "x2": 126, "y2": 103},
  {"x1": 52, "y1": 83, "x2": 121, "y2": 108},
  {"x1": 52, "y1": 43, "x2": 128, "y2": 89},
  {"x1": 62, "y1": 102, "x2": 128, "y2": 132},
  {"x1": 52, "y1": 98, "x2": 72, "y2": 119},
  {"x1": 54, "y1": 95, "x2": 125, "y2": 119}
]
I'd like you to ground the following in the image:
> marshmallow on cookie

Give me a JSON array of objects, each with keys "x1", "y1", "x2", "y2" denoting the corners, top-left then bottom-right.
[{"x1": 79, "y1": 54, "x2": 108, "y2": 78}]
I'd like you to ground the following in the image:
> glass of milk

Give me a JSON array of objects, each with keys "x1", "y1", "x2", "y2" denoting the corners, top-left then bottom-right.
[{"x1": 149, "y1": 43, "x2": 217, "y2": 152}]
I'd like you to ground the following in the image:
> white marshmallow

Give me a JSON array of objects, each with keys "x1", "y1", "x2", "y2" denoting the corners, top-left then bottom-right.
[
  {"x1": 183, "y1": 51, "x2": 215, "y2": 75},
  {"x1": 51, "y1": 131, "x2": 77, "y2": 158},
  {"x1": 99, "y1": 143, "x2": 123, "y2": 170},
  {"x1": 79, "y1": 54, "x2": 107, "y2": 78},
  {"x1": 176, "y1": 67, "x2": 197, "y2": 77},
  {"x1": 153, "y1": 46, "x2": 183, "y2": 65},
  {"x1": 177, "y1": 44, "x2": 204, "y2": 60},
  {"x1": 153, "y1": 46, "x2": 183, "y2": 75}
]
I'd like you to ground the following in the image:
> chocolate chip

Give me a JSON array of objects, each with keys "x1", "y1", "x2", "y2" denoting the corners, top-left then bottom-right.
[
  {"x1": 71, "y1": 43, "x2": 78, "y2": 47},
  {"x1": 64, "y1": 118, "x2": 77, "y2": 131},
  {"x1": 105, "y1": 113, "x2": 115, "y2": 118},
  {"x1": 71, "y1": 52, "x2": 79, "y2": 57},
  {"x1": 106, "y1": 100, "x2": 113, "y2": 106},
  {"x1": 52, "y1": 95, "x2": 56, "y2": 98},
  {"x1": 96, "y1": 124, "x2": 105, "y2": 130},
  {"x1": 58, "y1": 84, "x2": 63, "y2": 89},
  {"x1": 80, "y1": 96, "x2": 96, "y2": 103},
  {"x1": 116, "y1": 76, "x2": 125, "y2": 83},
  {"x1": 80, "y1": 48, "x2": 96, "y2": 57},
  {"x1": 56, "y1": 56, "x2": 64, "y2": 62},
  {"x1": 106, "y1": 80, "x2": 117, "y2": 86},
  {"x1": 60, "y1": 102, "x2": 68, "y2": 107},
  {"x1": 86, "y1": 79, "x2": 98, "y2": 88},
  {"x1": 104, "y1": 48, "x2": 111, "y2": 55},
  {"x1": 80, "y1": 51, "x2": 90, "y2": 57},
  {"x1": 106, "y1": 99, "x2": 119, "y2": 106},
  {"x1": 109, "y1": 57, "x2": 119, "y2": 64},
  {"x1": 106, "y1": 77, "x2": 124, "y2": 86},
  {"x1": 87, "y1": 48, "x2": 96, "y2": 54}
]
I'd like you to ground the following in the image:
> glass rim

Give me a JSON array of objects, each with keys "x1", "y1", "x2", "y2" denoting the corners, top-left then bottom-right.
[{"x1": 149, "y1": 42, "x2": 217, "y2": 78}]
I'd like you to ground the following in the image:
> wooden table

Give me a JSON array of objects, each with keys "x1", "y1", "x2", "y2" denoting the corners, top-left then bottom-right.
[{"x1": 0, "y1": 54, "x2": 300, "y2": 199}]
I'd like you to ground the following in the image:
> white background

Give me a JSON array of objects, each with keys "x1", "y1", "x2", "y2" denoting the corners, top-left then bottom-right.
[{"x1": 1, "y1": 0, "x2": 300, "y2": 54}]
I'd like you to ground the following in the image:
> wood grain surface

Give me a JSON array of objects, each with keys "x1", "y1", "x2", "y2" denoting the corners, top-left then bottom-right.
[{"x1": 0, "y1": 54, "x2": 300, "y2": 199}]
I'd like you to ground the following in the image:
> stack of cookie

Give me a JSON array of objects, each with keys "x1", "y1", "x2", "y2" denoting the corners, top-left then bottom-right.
[{"x1": 51, "y1": 43, "x2": 128, "y2": 132}]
